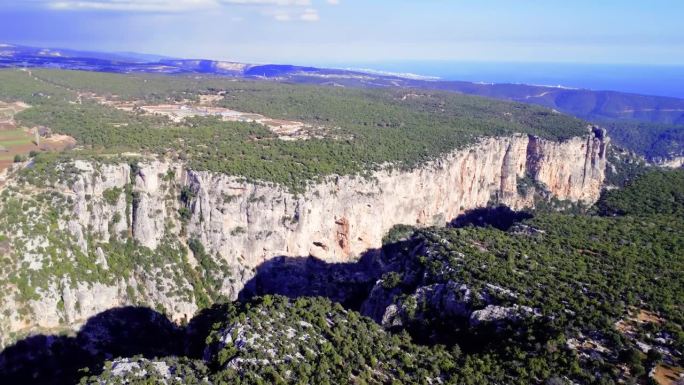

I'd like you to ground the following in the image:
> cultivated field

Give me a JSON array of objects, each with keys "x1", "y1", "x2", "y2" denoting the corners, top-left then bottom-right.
[
  {"x1": 0, "y1": 101, "x2": 76, "y2": 174},
  {"x1": 0, "y1": 128, "x2": 34, "y2": 171}
]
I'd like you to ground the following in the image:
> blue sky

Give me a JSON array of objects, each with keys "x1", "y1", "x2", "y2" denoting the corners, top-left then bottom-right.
[{"x1": 1, "y1": 0, "x2": 683, "y2": 66}]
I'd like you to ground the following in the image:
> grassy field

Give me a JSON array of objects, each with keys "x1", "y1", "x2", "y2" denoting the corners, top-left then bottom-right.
[
  {"x1": 0, "y1": 129, "x2": 33, "y2": 145},
  {"x1": 0, "y1": 129, "x2": 35, "y2": 170}
]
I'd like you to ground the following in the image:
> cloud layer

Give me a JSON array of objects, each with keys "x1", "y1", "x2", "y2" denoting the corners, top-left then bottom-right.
[{"x1": 22, "y1": 0, "x2": 333, "y2": 21}]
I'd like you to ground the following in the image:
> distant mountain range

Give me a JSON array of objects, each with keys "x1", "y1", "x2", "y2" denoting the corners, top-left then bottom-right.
[{"x1": 1, "y1": 43, "x2": 683, "y2": 161}]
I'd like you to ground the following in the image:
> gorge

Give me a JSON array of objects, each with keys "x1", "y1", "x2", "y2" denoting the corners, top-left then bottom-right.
[{"x1": 0, "y1": 127, "x2": 608, "y2": 346}]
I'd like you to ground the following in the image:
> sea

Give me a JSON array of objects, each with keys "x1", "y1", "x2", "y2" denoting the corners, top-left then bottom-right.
[{"x1": 328, "y1": 61, "x2": 684, "y2": 99}]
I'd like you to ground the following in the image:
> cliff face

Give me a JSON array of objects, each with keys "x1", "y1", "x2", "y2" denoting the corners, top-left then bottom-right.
[
  {"x1": 182, "y1": 129, "x2": 607, "y2": 271},
  {"x1": 0, "y1": 129, "x2": 607, "y2": 344}
]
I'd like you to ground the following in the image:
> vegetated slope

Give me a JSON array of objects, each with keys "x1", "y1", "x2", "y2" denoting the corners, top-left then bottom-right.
[
  {"x1": 596, "y1": 169, "x2": 684, "y2": 216},
  {"x1": 80, "y1": 297, "x2": 461, "y2": 385},
  {"x1": 2, "y1": 43, "x2": 683, "y2": 161},
  {"x1": 425, "y1": 82, "x2": 684, "y2": 161},
  {"x1": 0, "y1": 69, "x2": 588, "y2": 192},
  {"x1": 406, "y1": 80, "x2": 677, "y2": 121},
  {"x1": 57, "y1": 171, "x2": 683, "y2": 385},
  {"x1": 65, "y1": 69, "x2": 684, "y2": 163},
  {"x1": 601, "y1": 120, "x2": 684, "y2": 161},
  {"x1": 360, "y1": 170, "x2": 684, "y2": 385},
  {"x1": 602, "y1": 145, "x2": 654, "y2": 188}
]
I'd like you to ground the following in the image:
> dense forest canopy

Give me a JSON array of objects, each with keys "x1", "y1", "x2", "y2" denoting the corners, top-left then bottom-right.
[
  {"x1": 68, "y1": 170, "x2": 684, "y2": 385},
  {"x1": 597, "y1": 169, "x2": 684, "y2": 216},
  {"x1": 601, "y1": 120, "x2": 684, "y2": 161},
  {"x1": 0, "y1": 69, "x2": 590, "y2": 191}
]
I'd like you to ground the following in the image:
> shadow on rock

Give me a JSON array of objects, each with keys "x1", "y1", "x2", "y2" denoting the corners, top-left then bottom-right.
[
  {"x1": 1, "y1": 205, "x2": 529, "y2": 385},
  {"x1": 0, "y1": 307, "x2": 185, "y2": 385},
  {"x1": 238, "y1": 248, "x2": 383, "y2": 310},
  {"x1": 0, "y1": 248, "x2": 392, "y2": 385},
  {"x1": 450, "y1": 205, "x2": 533, "y2": 231},
  {"x1": 0, "y1": 245, "x2": 397, "y2": 385}
]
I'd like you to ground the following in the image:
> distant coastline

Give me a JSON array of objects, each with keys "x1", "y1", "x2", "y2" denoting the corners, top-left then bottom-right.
[{"x1": 326, "y1": 61, "x2": 684, "y2": 99}]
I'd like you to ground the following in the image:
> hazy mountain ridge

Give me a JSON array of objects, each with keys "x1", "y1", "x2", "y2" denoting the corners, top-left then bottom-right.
[{"x1": 2, "y1": 43, "x2": 682, "y2": 162}]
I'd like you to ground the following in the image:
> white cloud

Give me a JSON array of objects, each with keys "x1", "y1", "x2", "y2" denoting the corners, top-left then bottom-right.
[
  {"x1": 33, "y1": 0, "x2": 330, "y2": 23},
  {"x1": 273, "y1": 12, "x2": 291, "y2": 21},
  {"x1": 221, "y1": 0, "x2": 310, "y2": 5},
  {"x1": 48, "y1": 0, "x2": 218, "y2": 12},
  {"x1": 300, "y1": 8, "x2": 319, "y2": 22},
  {"x1": 40, "y1": 0, "x2": 314, "y2": 12}
]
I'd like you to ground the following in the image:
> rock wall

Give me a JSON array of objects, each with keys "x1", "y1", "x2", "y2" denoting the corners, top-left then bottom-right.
[
  {"x1": 79, "y1": 129, "x2": 608, "y2": 297},
  {"x1": 0, "y1": 129, "x2": 608, "y2": 342},
  {"x1": 182, "y1": 129, "x2": 607, "y2": 271}
]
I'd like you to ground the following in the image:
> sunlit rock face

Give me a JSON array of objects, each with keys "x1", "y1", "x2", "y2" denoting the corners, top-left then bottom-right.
[
  {"x1": 180, "y1": 128, "x2": 607, "y2": 271},
  {"x1": 0, "y1": 129, "x2": 607, "y2": 343}
]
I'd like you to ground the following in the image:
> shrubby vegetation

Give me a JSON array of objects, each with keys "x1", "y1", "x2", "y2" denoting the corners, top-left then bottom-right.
[
  {"x1": 368, "y1": 170, "x2": 684, "y2": 384},
  {"x1": 0, "y1": 164, "x2": 230, "y2": 314},
  {"x1": 0, "y1": 182, "x2": 196, "y2": 305},
  {"x1": 79, "y1": 357, "x2": 211, "y2": 385},
  {"x1": 603, "y1": 146, "x2": 652, "y2": 187},
  {"x1": 72, "y1": 171, "x2": 684, "y2": 385},
  {"x1": 368, "y1": 212, "x2": 683, "y2": 384},
  {"x1": 381, "y1": 224, "x2": 417, "y2": 245},
  {"x1": 206, "y1": 296, "x2": 462, "y2": 385},
  {"x1": 0, "y1": 69, "x2": 589, "y2": 192},
  {"x1": 602, "y1": 119, "x2": 684, "y2": 161},
  {"x1": 187, "y1": 238, "x2": 232, "y2": 308},
  {"x1": 596, "y1": 169, "x2": 684, "y2": 216}
]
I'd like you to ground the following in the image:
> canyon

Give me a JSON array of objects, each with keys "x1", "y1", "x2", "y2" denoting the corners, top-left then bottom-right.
[{"x1": 0, "y1": 127, "x2": 608, "y2": 346}]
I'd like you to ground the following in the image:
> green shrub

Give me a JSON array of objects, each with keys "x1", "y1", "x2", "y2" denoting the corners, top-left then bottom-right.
[{"x1": 102, "y1": 187, "x2": 122, "y2": 205}]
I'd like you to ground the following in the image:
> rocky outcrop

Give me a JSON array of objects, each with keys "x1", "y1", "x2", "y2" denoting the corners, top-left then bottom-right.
[
  {"x1": 526, "y1": 127, "x2": 608, "y2": 202},
  {"x1": 469, "y1": 304, "x2": 537, "y2": 327},
  {"x1": 182, "y1": 129, "x2": 607, "y2": 275},
  {"x1": 657, "y1": 156, "x2": 684, "y2": 169},
  {"x1": 0, "y1": 129, "x2": 608, "y2": 342},
  {"x1": 87, "y1": 129, "x2": 607, "y2": 298},
  {"x1": 369, "y1": 281, "x2": 476, "y2": 329}
]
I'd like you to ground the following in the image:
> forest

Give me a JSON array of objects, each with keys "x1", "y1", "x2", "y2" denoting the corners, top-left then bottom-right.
[
  {"x1": 70, "y1": 170, "x2": 684, "y2": 385},
  {"x1": 0, "y1": 68, "x2": 681, "y2": 385},
  {"x1": 0, "y1": 69, "x2": 589, "y2": 192},
  {"x1": 601, "y1": 120, "x2": 684, "y2": 162}
]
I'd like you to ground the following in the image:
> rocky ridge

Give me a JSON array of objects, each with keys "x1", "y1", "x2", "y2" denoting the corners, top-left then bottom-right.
[{"x1": 0, "y1": 128, "x2": 608, "y2": 346}]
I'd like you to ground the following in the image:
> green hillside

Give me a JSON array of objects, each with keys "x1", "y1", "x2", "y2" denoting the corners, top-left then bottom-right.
[
  {"x1": 0, "y1": 69, "x2": 589, "y2": 191},
  {"x1": 67, "y1": 171, "x2": 684, "y2": 385}
]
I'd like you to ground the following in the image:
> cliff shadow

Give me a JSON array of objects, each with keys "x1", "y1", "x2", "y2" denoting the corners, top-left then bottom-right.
[
  {"x1": 450, "y1": 205, "x2": 533, "y2": 231},
  {"x1": 0, "y1": 241, "x2": 402, "y2": 385},
  {"x1": 1, "y1": 234, "x2": 472, "y2": 384},
  {"x1": 237, "y1": 206, "x2": 533, "y2": 310},
  {"x1": 0, "y1": 306, "x2": 185, "y2": 385},
  {"x1": 238, "y1": 248, "x2": 384, "y2": 310},
  {"x1": 0, "y1": 246, "x2": 390, "y2": 385}
]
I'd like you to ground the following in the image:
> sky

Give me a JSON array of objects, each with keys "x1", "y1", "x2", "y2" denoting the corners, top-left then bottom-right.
[{"x1": 0, "y1": 0, "x2": 683, "y2": 66}]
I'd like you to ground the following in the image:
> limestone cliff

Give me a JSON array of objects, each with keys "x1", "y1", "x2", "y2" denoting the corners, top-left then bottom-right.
[
  {"x1": 183, "y1": 128, "x2": 607, "y2": 270},
  {"x1": 0, "y1": 128, "x2": 607, "y2": 345}
]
